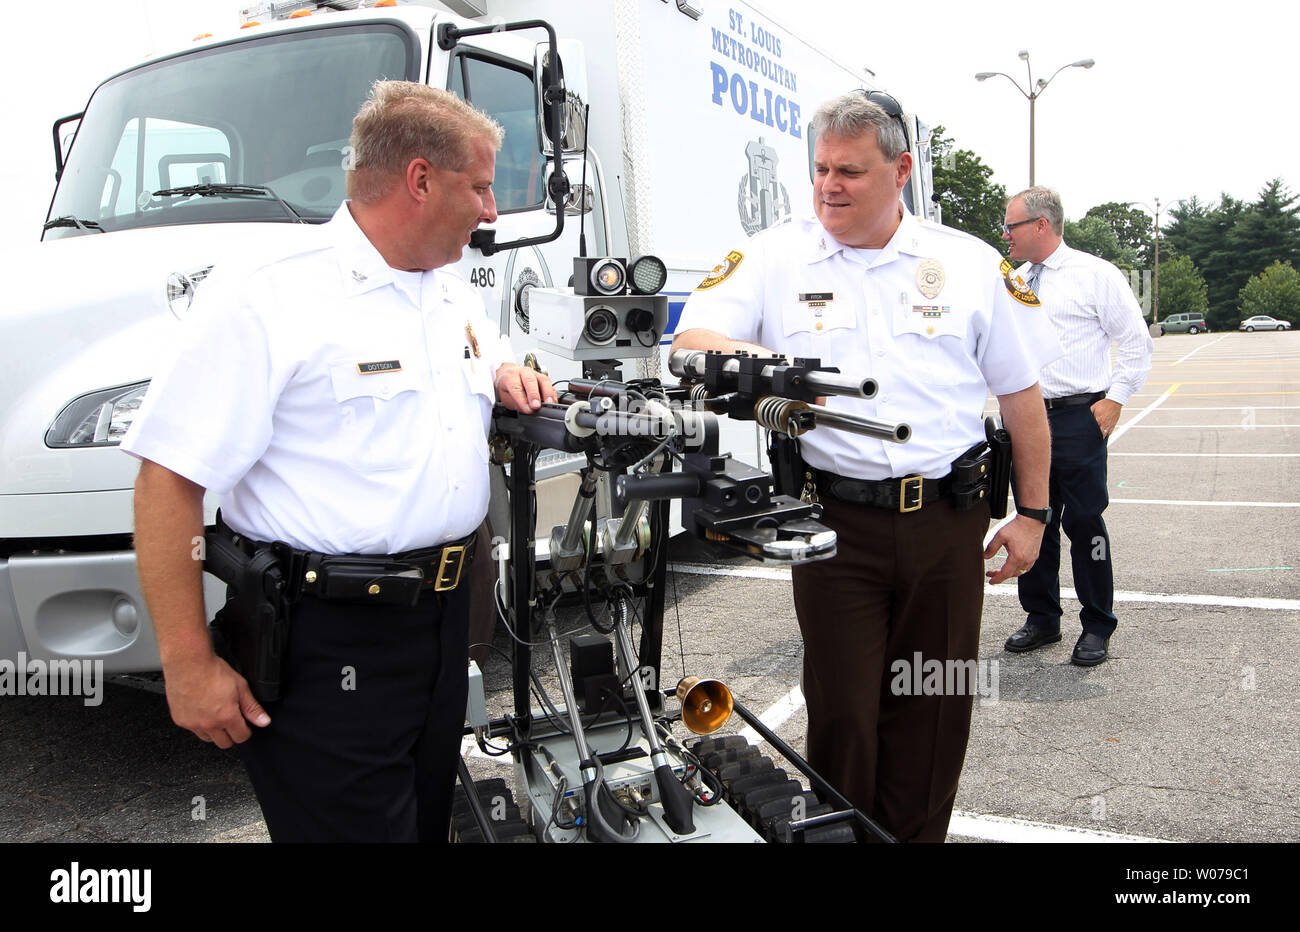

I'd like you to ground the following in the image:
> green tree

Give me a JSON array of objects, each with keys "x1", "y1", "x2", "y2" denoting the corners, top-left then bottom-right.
[
  {"x1": 1156, "y1": 255, "x2": 1208, "y2": 324},
  {"x1": 1164, "y1": 193, "x2": 1247, "y2": 324},
  {"x1": 929, "y1": 125, "x2": 1007, "y2": 249},
  {"x1": 1084, "y1": 201, "x2": 1155, "y2": 266},
  {"x1": 1064, "y1": 215, "x2": 1138, "y2": 271},
  {"x1": 1239, "y1": 260, "x2": 1300, "y2": 323},
  {"x1": 1228, "y1": 179, "x2": 1300, "y2": 277}
]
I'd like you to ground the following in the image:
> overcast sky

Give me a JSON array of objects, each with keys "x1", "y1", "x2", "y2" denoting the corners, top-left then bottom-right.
[{"x1": 4, "y1": 0, "x2": 1296, "y2": 254}]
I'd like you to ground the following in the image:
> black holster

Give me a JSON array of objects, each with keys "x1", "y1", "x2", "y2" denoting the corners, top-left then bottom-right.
[
  {"x1": 984, "y1": 415, "x2": 1013, "y2": 519},
  {"x1": 948, "y1": 438, "x2": 993, "y2": 511},
  {"x1": 205, "y1": 527, "x2": 291, "y2": 704}
]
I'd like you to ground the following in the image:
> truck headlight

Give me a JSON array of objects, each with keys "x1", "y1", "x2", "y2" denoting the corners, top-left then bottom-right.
[{"x1": 45, "y1": 381, "x2": 150, "y2": 448}]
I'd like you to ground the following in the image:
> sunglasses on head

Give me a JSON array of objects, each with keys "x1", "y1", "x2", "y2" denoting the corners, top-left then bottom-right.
[{"x1": 854, "y1": 89, "x2": 911, "y2": 153}]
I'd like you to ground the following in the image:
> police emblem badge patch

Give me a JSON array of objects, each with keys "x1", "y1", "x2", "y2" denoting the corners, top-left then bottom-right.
[
  {"x1": 999, "y1": 259, "x2": 1041, "y2": 307},
  {"x1": 917, "y1": 259, "x2": 945, "y2": 299},
  {"x1": 697, "y1": 250, "x2": 744, "y2": 290}
]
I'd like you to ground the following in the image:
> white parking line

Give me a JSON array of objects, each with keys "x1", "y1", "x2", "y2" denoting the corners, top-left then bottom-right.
[
  {"x1": 1110, "y1": 497, "x2": 1300, "y2": 508},
  {"x1": 669, "y1": 563, "x2": 1300, "y2": 611},
  {"x1": 980, "y1": 584, "x2": 1300, "y2": 611},
  {"x1": 1106, "y1": 383, "x2": 1176, "y2": 446},
  {"x1": 1171, "y1": 334, "x2": 1228, "y2": 364},
  {"x1": 947, "y1": 812, "x2": 1169, "y2": 843},
  {"x1": 1136, "y1": 405, "x2": 1300, "y2": 410},
  {"x1": 732, "y1": 684, "x2": 1173, "y2": 842},
  {"x1": 1111, "y1": 452, "x2": 1300, "y2": 457},
  {"x1": 738, "y1": 683, "x2": 805, "y2": 746},
  {"x1": 1123, "y1": 424, "x2": 1295, "y2": 429}
]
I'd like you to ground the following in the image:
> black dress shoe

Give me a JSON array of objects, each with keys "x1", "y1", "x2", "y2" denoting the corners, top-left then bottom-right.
[
  {"x1": 1004, "y1": 624, "x2": 1061, "y2": 653},
  {"x1": 1071, "y1": 632, "x2": 1110, "y2": 666}
]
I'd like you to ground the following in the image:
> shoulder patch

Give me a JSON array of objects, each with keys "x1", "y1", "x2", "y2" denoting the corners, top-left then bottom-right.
[
  {"x1": 999, "y1": 259, "x2": 1041, "y2": 307},
  {"x1": 697, "y1": 250, "x2": 744, "y2": 290}
]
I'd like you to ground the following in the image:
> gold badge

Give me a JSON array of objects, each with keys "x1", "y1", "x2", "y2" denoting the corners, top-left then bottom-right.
[
  {"x1": 465, "y1": 322, "x2": 481, "y2": 358},
  {"x1": 697, "y1": 250, "x2": 744, "y2": 290},
  {"x1": 917, "y1": 259, "x2": 945, "y2": 299},
  {"x1": 999, "y1": 259, "x2": 1041, "y2": 307}
]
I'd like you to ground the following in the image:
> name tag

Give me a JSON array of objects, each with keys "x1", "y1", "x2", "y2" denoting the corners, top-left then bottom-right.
[
  {"x1": 799, "y1": 292, "x2": 834, "y2": 308},
  {"x1": 357, "y1": 360, "x2": 402, "y2": 374}
]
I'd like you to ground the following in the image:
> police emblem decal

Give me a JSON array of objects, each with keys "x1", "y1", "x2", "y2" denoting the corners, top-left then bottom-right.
[
  {"x1": 917, "y1": 259, "x2": 945, "y2": 299},
  {"x1": 999, "y1": 259, "x2": 1041, "y2": 307},
  {"x1": 697, "y1": 250, "x2": 745, "y2": 290}
]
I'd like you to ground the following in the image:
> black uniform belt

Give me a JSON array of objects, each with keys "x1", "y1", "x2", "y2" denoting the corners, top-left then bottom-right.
[
  {"x1": 215, "y1": 515, "x2": 477, "y2": 608},
  {"x1": 815, "y1": 468, "x2": 956, "y2": 513},
  {"x1": 1044, "y1": 391, "x2": 1106, "y2": 410},
  {"x1": 278, "y1": 533, "x2": 476, "y2": 606}
]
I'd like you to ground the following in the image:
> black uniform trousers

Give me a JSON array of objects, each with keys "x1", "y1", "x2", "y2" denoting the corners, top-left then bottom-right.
[
  {"x1": 1017, "y1": 403, "x2": 1117, "y2": 638},
  {"x1": 235, "y1": 581, "x2": 471, "y2": 842},
  {"x1": 791, "y1": 495, "x2": 989, "y2": 843}
]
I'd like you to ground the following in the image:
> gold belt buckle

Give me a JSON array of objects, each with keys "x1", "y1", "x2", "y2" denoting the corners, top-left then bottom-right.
[
  {"x1": 434, "y1": 544, "x2": 467, "y2": 592},
  {"x1": 899, "y1": 476, "x2": 924, "y2": 513}
]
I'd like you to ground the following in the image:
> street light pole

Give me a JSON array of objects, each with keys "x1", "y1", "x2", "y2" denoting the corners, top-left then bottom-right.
[
  {"x1": 1127, "y1": 198, "x2": 1163, "y2": 324},
  {"x1": 975, "y1": 51, "x2": 1094, "y2": 187}
]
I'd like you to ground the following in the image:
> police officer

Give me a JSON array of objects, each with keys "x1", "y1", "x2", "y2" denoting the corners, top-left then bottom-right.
[
  {"x1": 125, "y1": 82, "x2": 555, "y2": 842},
  {"x1": 673, "y1": 92, "x2": 1059, "y2": 842}
]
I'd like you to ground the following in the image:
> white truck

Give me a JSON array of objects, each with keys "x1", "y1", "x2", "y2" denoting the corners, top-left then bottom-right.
[{"x1": 2, "y1": 0, "x2": 938, "y2": 674}]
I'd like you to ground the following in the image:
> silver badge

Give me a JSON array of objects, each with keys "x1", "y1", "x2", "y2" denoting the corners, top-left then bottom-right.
[{"x1": 916, "y1": 259, "x2": 945, "y2": 299}]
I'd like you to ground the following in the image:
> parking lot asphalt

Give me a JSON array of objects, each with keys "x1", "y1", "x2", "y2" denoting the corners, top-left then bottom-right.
[{"x1": 2, "y1": 332, "x2": 1296, "y2": 844}]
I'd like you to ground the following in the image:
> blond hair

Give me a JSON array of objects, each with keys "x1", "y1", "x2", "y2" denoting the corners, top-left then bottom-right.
[{"x1": 347, "y1": 80, "x2": 503, "y2": 203}]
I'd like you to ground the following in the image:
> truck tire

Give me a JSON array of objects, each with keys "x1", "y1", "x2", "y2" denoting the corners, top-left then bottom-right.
[{"x1": 1189, "y1": 325, "x2": 1199, "y2": 334}]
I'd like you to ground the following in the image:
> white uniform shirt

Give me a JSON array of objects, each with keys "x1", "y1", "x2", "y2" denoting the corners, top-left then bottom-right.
[
  {"x1": 1017, "y1": 241, "x2": 1153, "y2": 404},
  {"x1": 122, "y1": 203, "x2": 510, "y2": 554},
  {"x1": 678, "y1": 214, "x2": 1062, "y2": 480}
]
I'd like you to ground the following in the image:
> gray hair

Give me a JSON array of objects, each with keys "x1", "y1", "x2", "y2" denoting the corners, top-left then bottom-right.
[
  {"x1": 348, "y1": 80, "x2": 503, "y2": 204},
  {"x1": 1009, "y1": 186, "x2": 1065, "y2": 236},
  {"x1": 811, "y1": 92, "x2": 907, "y2": 161}
]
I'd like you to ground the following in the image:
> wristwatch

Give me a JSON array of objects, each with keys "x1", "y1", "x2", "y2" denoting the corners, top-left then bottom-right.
[{"x1": 1016, "y1": 505, "x2": 1053, "y2": 524}]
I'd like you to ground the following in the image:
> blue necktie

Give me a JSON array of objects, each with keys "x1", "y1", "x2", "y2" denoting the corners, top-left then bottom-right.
[{"x1": 1026, "y1": 263, "x2": 1044, "y2": 294}]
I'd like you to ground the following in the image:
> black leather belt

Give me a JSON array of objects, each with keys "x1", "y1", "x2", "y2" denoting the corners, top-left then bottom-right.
[
  {"x1": 815, "y1": 468, "x2": 955, "y2": 513},
  {"x1": 1044, "y1": 391, "x2": 1106, "y2": 410},
  {"x1": 277, "y1": 533, "x2": 476, "y2": 606}
]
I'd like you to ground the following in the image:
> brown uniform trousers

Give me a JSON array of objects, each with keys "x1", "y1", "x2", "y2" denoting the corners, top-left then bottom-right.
[{"x1": 792, "y1": 493, "x2": 989, "y2": 842}]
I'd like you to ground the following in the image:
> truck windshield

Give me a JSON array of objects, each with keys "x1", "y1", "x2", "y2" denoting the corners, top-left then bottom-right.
[{"x1": 45, "y1": 23, "x2": 415, "y2": 239}]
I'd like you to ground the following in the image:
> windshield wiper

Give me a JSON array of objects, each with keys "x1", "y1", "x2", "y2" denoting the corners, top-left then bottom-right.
[
  {"x1": 43, "y1": 215, "x2": 105, "y2": 233},
  {"x1": 149, "y1": 183, "x2": 306, "y2": 224}
]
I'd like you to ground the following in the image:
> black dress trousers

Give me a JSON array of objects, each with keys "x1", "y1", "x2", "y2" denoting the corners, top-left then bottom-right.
[
  {"x1": 235, "y1": 582, "x2": 471, "y2": 842},
  {"x1": 1018, "y1": 403, "x2": 1117, "y2": 637}
]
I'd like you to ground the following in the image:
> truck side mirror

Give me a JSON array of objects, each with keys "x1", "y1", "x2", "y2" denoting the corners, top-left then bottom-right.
[
  {"x1": 52, "y1": 112, "x2": 84, "y2": 181},
  {"x1": 534, "y1": 40, "x2": 587, "y2": 156}
]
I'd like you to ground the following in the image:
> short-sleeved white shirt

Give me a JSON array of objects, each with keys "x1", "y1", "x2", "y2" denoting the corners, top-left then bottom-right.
[
  {"x1": 677, "y1": 213, "x2": 1062, "y2": 481},
  {"x1": 122, "y1": 202, "x2": 510, "y2": 554}
]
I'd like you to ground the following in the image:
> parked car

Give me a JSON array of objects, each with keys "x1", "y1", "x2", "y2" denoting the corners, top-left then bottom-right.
[
  {"x1": 1239, "y1": 315, "x2": 1293, "y2": 331},
  {"x1": 1160, "y1": 313, "x2": 1210, "y2": 334}
]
